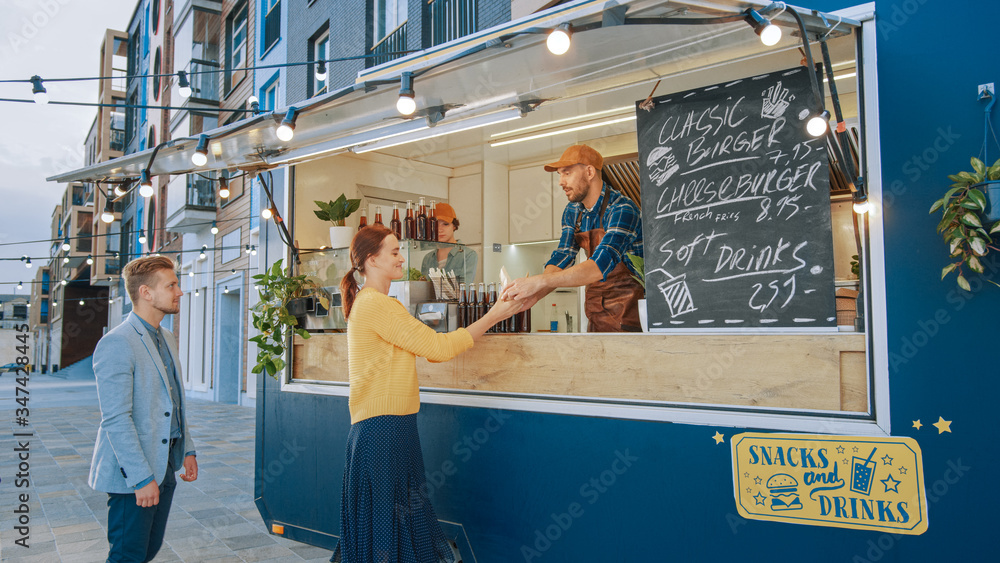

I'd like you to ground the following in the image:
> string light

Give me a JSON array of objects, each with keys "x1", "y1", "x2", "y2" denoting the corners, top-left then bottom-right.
[
  {"x1": 546, "y1": 24, "x2": 572, "y2": 55},
  {"x1": 30, "y1": 75, "x2": 48, "y2": 104},
  {"x1": 276, "y1": 107, "x2": 298, "y2": 142},
  {"x1": 261, "y1": 207, "x2": 273, "y2": 220},
  {"x1": 396, "y1": 72, "x2": 416, "y2": 116},
  {"x1": 192, "y1": 134, "x2": 209, "y2": 166},
  {"x1": 177, "y1": 70, "x2": 192, "y2": 98},
  {"x1": 853, "y1": 191, "x2": 870, "y2": 214},
  {"x1": 744, "y1": 9, "x2": 781, "y2": 46},
  {"x1": 315, "y1": 60, "x2": 327, "y2": 82},
  {"x1": 17, "y1": 281, "x2": 23, "y2": 290},
  {"x1": 139, "y1": 170, "x2": 154, "y2": 198},
  {"x1": 211, "y1": 221, "x2": 219, "y2": 234},
  {"x1": 86, "y1": 255, "x2": 93, "y2": 265},
  {"x1": 62, "y1": 237, "x2": 71, "y2": 251},
  {"x1": 807, "y1": 110, "x2": 831, "y2": 137},
  {"x1": 219, "y1": 176, "x2": 230, "y2": 199},
  {"x1": 200, "y1": 245, "x2": 207, "y2": 259},
  {"x1": 138, "y1": 229, "x2": 147, "y2": 245}
]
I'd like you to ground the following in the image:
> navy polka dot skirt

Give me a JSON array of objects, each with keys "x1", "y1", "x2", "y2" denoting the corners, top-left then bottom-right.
[{"x1": 331, "y1": 414, "x2": 456, "y2": 563}]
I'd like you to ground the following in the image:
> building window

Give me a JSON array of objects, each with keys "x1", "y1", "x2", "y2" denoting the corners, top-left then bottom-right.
[
  {"x1": 152, "y1": 0, "x2": 161, "y2": 34},
  {"x1": 40, "y1": 299, "x2": 48, "y2": 324},
  {"x1": 110, "y1": 97, "x2": 126, "y2": 152},
  {"x1": 374, "y1": 0, "x2": 407, "y2": 43},
  {"x1": 153, "y1": 47, "x2": 162, "y2": 100},
  {"x1": 221, "y1": 228, "x2": 242, "y2": 264},
  {"x1": 262, "y1": 78, "x2": 278, "y2": 112},
  {"x1": 111, "y1": 37, "x2": 128, "y2": 92},
  {"x1": 226, "y1": 3, "x2": 248, "y2": 92},
  {"x1": 125, "y1": 92, "x2": 138, "y2": 148},
  {"x1": 426, "y1": 0, "x2": 477, "y2": 47},
  {"x1": 263, "y1": 0, "x2": 281, "y2": 53},
  {"x1": 310, "y1": 28, "x2": 328, "y2": 97}
]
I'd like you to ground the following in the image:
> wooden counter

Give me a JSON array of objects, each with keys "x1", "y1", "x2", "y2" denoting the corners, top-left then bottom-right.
[{"x1": 292, "y1": 333, "x2": 868, "y2": 412}]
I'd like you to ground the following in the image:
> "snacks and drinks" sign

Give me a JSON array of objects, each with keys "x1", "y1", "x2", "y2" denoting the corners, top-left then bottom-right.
[{"x1": 731, "y1": 433, "x2": 927, "y2": 534}]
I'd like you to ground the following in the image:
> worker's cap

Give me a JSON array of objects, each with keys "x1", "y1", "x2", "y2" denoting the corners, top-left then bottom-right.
[
  {"x1": 543, "y1": 144, "x2": 604, "y2": 172},
  {"x1": 435, "y1": 202, "x2": 457, "y2": 224}
]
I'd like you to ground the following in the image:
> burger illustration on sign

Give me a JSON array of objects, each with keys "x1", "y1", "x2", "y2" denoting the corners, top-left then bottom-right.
[{"x1": 766, "y1": 473, "x2": 802, "y2": 511}]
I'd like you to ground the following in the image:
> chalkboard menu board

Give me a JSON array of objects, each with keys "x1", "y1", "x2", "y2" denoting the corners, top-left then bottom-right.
[{"x1": 636, "y1": 67, "x2": 837, "y2": 329}]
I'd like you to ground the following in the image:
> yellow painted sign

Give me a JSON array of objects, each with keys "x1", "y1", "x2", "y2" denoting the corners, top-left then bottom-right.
[{"x1": 732, "y1": 433, "x2": 927, "y2": 535}]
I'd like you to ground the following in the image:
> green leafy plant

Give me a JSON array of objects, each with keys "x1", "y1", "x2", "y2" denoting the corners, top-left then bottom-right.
[
  {"x1": 250, "y1": 259, "x2": 330, "y2": 378},
  {"x1": 314, "y1": 194, "x2": 361, "y2": 226},
  {"x1": 400, "y1": 267, "x2": 426, "y2": 281},
  {"x1": 625, "y1": 253, "x2": 645, "y2": 290},
  {"x1": 929, "y1": 157, "x2": 1000, "y2": 290},
  {"x1": 850, "y1": 254, "x2": 860, "y2": 279}
]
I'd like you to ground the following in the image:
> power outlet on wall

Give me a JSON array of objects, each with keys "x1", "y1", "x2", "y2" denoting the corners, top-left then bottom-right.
[{"x1": 979, "y1": 83, "x2": 995, "y2": 99}]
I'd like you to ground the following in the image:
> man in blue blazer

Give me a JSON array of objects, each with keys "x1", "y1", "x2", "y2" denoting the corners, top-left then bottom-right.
[{"x1": 89, "y1": 256, "x2": 198, "y2": 562}]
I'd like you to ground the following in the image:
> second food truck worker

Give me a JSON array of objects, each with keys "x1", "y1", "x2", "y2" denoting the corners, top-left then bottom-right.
[{"x1": 502, "y1": 144, "x2": 645, "y2": 332}]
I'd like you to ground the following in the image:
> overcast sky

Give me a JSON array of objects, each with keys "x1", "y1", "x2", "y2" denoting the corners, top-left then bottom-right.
[{"x1": 0, "y1": 0, "x2": 138, "y2": 295}]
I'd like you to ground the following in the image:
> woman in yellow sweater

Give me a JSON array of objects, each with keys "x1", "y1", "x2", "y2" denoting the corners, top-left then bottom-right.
[{"x1": 332, "y1": 225, "x2": 518, "y2": 563}]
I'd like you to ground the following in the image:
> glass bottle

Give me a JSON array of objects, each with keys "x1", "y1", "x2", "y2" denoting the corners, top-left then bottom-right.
[
  {"x1": 428, "y1": 201, "x2": 438, "y2": 242},
  {"x1": 358, "y1": 208, "x2": 368, "y2": 230},
  {"x1": 477, "y1": 283, "x2": 488, "y2": 328},
  {"x1": 416, "y1": 197, "x2": 427, "y2": 241},
  {"x1": 468, "y1": 283, "x2": 480, "y2": 324},
  {"x1": 390, "y1": 203, "x2": 402, "y2": 239},
  {"x1": 549, "y1": 303, "x2": 559, "y2": 332},
  {"x1": 458, "y1": 283, "x2": 468, "y2": 328},
  {"x1": 404, "y1": 200, "x2": 415, "y2": 239},
  {"x1": 486, "y1": 283, "x2": 497, "y2": 333},
  {"x1": 374, "y1": 205, "x2": 384, "y2": 227}
]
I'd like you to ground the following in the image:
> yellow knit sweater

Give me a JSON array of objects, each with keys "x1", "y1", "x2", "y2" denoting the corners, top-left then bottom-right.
[{"x1": 346, "y1": 287, "x2": 474, "y2": 424}]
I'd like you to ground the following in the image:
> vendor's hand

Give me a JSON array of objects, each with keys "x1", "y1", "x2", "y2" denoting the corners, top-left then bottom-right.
[
  {"x1": 500, "y1": 275, "x2": 548, "y2": 302},
  {"x1": 514, "y1": 293, "x2": 542, "y2": 313}
]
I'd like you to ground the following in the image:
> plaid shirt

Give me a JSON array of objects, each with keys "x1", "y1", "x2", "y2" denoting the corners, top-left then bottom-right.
[{"x1": 546, "y1": 184, "x2": 643, "y2": 281}]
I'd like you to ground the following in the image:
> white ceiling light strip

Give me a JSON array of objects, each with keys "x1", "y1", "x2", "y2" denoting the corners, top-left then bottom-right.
[{"x1": 352, "y1": 108, "x2": 525, "y2": 154}]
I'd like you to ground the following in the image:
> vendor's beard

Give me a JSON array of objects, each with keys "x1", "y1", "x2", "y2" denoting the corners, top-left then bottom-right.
[{"x1": 155, "y1": 302, "x2": 181, "y2": 315}]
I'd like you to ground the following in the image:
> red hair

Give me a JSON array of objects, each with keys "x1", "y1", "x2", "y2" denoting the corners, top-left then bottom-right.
[{"x1": 340, "y1": 225, "x2": 394, "y2": 319}]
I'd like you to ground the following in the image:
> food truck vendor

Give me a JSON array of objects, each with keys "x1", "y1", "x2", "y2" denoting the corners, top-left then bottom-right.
[
  {"x1": 419, "y1": 202, "x2": 478, "y2": 284},
  {"x1": 502, "y1": 144, "x2": 645, "y2": 332}
]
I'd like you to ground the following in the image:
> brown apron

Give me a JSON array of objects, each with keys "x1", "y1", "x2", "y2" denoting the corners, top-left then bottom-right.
[{"x1": 574, "y1": 186, "x2": 645, "y2": 332}]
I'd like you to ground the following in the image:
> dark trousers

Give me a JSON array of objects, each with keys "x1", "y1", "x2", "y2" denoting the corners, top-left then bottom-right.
[{"x1": 106, "y1": 461, "x2": 177, "y2": 563}]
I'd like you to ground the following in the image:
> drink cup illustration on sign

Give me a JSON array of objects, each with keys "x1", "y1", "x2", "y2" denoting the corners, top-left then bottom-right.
[{"x1": 851, "y1": 448, "x2": 878, "y2": 496}]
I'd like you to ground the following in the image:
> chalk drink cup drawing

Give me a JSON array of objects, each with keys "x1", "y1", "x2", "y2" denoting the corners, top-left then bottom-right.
[{"x1": 850, "y1": 447, "x2": 878, "y2": 495}]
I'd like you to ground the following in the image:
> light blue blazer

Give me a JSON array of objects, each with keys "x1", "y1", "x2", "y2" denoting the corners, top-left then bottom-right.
[{"x1": 88, "y1": 312, "x2": 195, "y2": 494}]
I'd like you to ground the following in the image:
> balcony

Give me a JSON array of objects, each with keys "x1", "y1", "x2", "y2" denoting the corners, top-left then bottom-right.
[
  {"x1": 165, "y1": 174, "x2": 217, "y2": 233},
  {"x1": 370, "y1": 22, "x2": 407, "y2": 68},
  {"x1": 428, "y1": 0, "x2": 477, "y2": 47}
]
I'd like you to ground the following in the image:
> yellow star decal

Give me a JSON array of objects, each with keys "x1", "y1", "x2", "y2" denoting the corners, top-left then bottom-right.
[
  {"x1": 932, "y1": 416, "x2": 952, "y2": 434},
  {"x1": 713, "y1": 431, "x2": 725, "y2": 444},
  {"x1": 912, "y1": 420, "x2": 922, "y2": 430}
]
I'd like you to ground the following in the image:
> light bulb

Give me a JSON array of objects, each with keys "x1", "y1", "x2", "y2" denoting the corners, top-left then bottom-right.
[
  {"x1": 86, "y1": 255, "x2": 93, "y2": 265},
  {"x1": 546, "y1": 27, "x2": 571, "y2": 55},
  {"x1": 17, "y1": 282, "x2": 23, "y2": 290},
  {"x1": 79, "y1": 300, "x2": 85, "y2": 306},
  {"x1": 189, "y1": 271, "x2": 194, "y2": 277},
  {"x1": 62, "y1": 238, "x2": 71, "y2": 251},
  {"x1": 315, "y1": 62, "x2": 328, "y2": 82},
  {"x1": 806, "y1": 111, "x2": 830, "y2": 137},
  {"x1": 276, "y1": 123, "x2": 294, "y2": 142},
  {"x1": 396, "y1": 94, "x2": 416, "y2": 116},
  {"x1": 853, "y1": 199, "x2": 870, "y2": 214},
  {"x1": 25, "y1": 258, "x2": 32, "y2": 268},
  {"x1": 63, "y1": 256, "x2": 69, "y2": 264},
  {"x1": 760, "y1": 24, "x2": 781, "y2": 46},
  {"x1": 102, "y1": 210, "x2": 115, "y2": 223},
  {"x1": 191, "y1": 151, "x2": 208, "y2": 167},
  {"x1": 179, "y1": 84, "x2": 192, "y2": 98},
  {"x1": 114, "y1": 184, "x2": 127, "y2": 197},
  {"x1": 250, "y1": 246, "x2": 257, "y2": 256},
  {"x1": 34, "y1": 90, "x2": 49, "y2": 104},
  {"x1": 261, "y1": 207, "x2": 273, "y2": 220},
  {"x1": 210, "y1": 221, "x2": 219, "y2": 234}
]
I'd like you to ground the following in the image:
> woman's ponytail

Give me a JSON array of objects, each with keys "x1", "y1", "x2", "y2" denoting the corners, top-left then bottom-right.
[{"x1": 340, "y1": 225, "x2": 393, "y2": 319}]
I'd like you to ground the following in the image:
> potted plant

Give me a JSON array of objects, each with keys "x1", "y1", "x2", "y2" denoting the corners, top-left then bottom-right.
[
  {"x1": 625, "y1": 253, "x2": 648, "y2": 332},
  {"x1": 929, "y1": 157, "x2": 1000, "y2": 290},
  {"x1": 250, "y1": 259, "x2": 330, "y2": 379},
  {"x1": 314, "y1": 194, "x2": 361, "y2": 248}
]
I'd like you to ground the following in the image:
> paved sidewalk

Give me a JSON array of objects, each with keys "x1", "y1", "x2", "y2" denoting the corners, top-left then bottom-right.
[{"x1": 0, "y1": 366, "x2": 331, "y2": 562}]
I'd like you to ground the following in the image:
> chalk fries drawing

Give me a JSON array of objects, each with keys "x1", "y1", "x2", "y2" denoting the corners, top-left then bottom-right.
[{"x1": 761, "y1": 81, "x2": 793, "y2": 120}]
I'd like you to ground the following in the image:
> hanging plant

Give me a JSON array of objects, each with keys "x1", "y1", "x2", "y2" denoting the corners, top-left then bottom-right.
[
  {"x1": 250, "y1": 259, "x2": 329, "y2": 378},
  {"x1": 929, "y1": 157, "x2": 1000, "y2": 290}
]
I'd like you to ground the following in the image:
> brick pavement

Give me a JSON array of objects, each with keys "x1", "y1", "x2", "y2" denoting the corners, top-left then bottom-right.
[{"x1": 1, "y1": 372, "x2": 331, "y2": 563}]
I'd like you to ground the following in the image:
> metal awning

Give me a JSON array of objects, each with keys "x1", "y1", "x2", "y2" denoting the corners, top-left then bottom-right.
[{"x1": 48, "y1": 0, "x2": 858, "y2": 184}]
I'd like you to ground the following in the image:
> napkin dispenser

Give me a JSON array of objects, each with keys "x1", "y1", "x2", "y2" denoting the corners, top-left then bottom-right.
[{"x1": 416, "y1": 302, "x2": 458, "y2": 333}]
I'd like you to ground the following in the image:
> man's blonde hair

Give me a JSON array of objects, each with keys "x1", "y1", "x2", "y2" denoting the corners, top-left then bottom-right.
[{"x1": 122, "y1": 256, "x2": 177, "y2": 302}]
